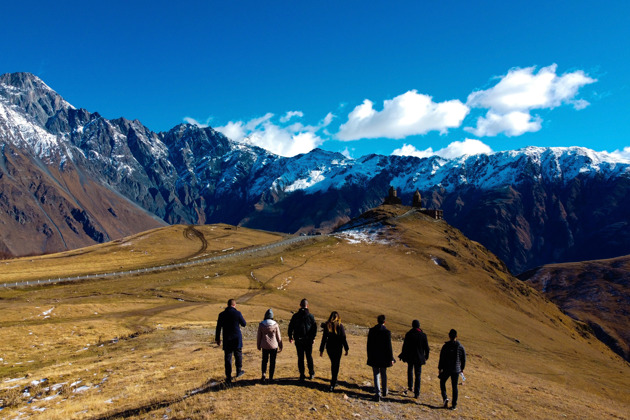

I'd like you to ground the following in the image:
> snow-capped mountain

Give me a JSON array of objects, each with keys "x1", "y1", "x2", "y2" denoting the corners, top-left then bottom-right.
[{"x1": 1, "y1": 72, "x2": 629, "y2": 273}]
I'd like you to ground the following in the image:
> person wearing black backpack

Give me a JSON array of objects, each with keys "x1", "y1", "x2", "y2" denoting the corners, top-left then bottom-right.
[
  {"x1": 438, "y1": 329, "x2": 466, "y2": 410},
  {"x1": 288, "y1": 298, "x2": 317, "y2": 381}
]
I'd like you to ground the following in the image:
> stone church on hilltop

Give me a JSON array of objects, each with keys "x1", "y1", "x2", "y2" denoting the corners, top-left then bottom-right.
[{"x1": 383, "y1": 186, "x2": 443, "y2": 220}]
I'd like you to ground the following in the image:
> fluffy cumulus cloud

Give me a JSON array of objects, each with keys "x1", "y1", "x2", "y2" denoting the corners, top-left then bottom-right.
[
  {"x1": 467, "y1": 111, "x2": 542, "y2": 137},
  {"x1": 214, "y1": 112, "x2": 326, "y2": 157},
  {"x1": 336, "y1": 90, "x2": 470, "y2": 141},
  {"x1": 392, "y1": 139, "x2": 493, "y2": 159},
  {"x1": 466, "y1": 64, "x2": 596, "y2": 137}
]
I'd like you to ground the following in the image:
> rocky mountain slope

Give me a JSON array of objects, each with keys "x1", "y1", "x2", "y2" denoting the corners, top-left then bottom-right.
[
  {"x1": 519, "y1": 254, "x2": 630, "y2": 361},
  {"x1": 1, "y1": 72, "x2": 629, "y2": 273}
]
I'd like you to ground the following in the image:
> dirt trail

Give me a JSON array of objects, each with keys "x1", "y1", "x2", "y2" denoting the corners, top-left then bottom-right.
[{"x1": 182, "y1": 225, "x2": 208, "y2": 258}]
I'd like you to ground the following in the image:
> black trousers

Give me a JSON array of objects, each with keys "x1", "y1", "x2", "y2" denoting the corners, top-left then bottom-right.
[
  {"x1": 295, "y1": 339, "x2": 314, "y2": 377},
  {"x1": 440, "y1": 372, "x2": 459, "y2": 406},
  {"x1": 327, "y1": 348, "x2": 342, "y2": 386},
  {"x1": 262, "y1": 348, "x2": 278, "y2": 379},
  {"x1": 407, "y1": 363, "x2": 422, "y2": 396},
  {"x1": 224, "y1": 347, "x2": 242, "y2": 380}
]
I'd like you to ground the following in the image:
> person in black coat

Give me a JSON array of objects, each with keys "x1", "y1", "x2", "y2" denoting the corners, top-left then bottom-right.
[
  {"x1": 288, "y1": 298, "x2": 317, "y2": 381},
  {"x1": 438, "y1": 329, "x2": 466, "y2": 410},
  {"x1": 216, "y1": 299, "x2": 247, "y2": 383},
  {"x1": 319, "y1": 311, "x2": 349, "y2": 392},
  {"x1": 366, "y1": 314, "x2": 395, "y2": 401},
  {"x1": 399, "y1": 319, "x2": 430, "y2": 398}
]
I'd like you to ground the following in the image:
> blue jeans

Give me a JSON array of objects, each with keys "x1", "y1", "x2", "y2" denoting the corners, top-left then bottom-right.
[{"x1": 372, "y1": 366, "x2": 388, "y2": 397}]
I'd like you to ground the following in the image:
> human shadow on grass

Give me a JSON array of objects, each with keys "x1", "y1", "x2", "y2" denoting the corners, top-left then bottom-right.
[
  {"x1": 91, "y1": 375, "x2": 442, "y2": 419},
  {"x1": 233, "y1": 376, "x2": 445, "y2": 409}
]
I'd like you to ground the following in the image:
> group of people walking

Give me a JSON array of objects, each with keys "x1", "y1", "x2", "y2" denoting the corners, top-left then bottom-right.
[{"x1": 215, "y1": 298, "x2": 466, "y2": 410}]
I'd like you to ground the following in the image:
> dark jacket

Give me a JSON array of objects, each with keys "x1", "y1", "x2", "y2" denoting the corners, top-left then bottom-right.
[
  {"x1": 288, "y1": 308, "x2": 317, "y2": 342},
  {"x1": 320, "y1": 323, "x2": 349, "y2": 354},
  {"x1": 367, "y1": 324, "x2": 394, "y2": 368},
  {"x1": 400, "y1": 328, "x2": 430, "y2": 365},
  {"x1": 438, "y1": 340, "x2": 466, "y2": 374},
  {"x1": 216, "y1": 306, "x2": 246, "y2": 351}
]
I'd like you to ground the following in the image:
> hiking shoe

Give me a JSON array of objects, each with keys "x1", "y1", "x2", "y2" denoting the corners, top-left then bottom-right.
[
  {"x1": 373, "y1": 395, "x2": 381, "y2": 402},
  {"x1": 450, "y1": 406, "x2": 458, "y2": 411},
  {"x1": 443, "y1": 398, "x2": 450, "y2": 408},
  {"x1": 299, "y1": 375, "x2": 306, "y2": 382},
  {"x1": 414, "y1": 393, "x2": 420, "y2": 399},
  {"x1": 236, "y1": 370, "x2": 245, "y2": 378},
  {"x1": 309, "y1": 373, "x2": 315, "y2": 380}
]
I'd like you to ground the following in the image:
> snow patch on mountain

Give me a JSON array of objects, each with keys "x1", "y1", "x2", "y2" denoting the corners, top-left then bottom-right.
[
  {"x1": 0, "y1": 101, "x2": 60, "y2": 160},
  {"x1": 285, "y1": 170, "x2": 326, "y2": 192},
  {"x1": 334, "y1": 225, "x2": 391, "y2": 245}
]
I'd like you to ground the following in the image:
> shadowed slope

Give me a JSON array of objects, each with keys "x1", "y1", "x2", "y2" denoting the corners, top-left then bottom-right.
[{"x1": 519, "y1": 255, "x2": 630, "y2": 361}]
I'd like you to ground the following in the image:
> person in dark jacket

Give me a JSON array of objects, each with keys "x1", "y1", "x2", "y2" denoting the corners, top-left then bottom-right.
[
  {"x1": 399, "y1": 319, "x2": 430, "y2": 398},
  {"x1": 366, "y1": 314, "x2": 395, "y2": 401},
  {"x1": 288, "y1": 298, "x2": 317, "y2": 381},
  {"x1": 319, "y1": 311, "x2": 349, "y2": 392},
  {"x1": 215, "y1": 299, "x2": 247, "y2": 383},
  {"x1": 438, "y1": 329, "x2": 466, "y2": 410}
]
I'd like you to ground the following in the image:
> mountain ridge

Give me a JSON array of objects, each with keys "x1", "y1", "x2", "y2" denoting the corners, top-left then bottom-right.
[{"x1": 1, "y1": 72, "x2": 629, "y2": 273}]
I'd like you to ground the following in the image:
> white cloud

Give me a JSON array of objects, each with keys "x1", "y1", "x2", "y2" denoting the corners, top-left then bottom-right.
[
  {"x1": 336, "y1": 90, "x2": 469, "y2": 141},
  {"x1": 280, "y1": 111, "x2": 304, "y2": 123},
  {"x1": 321, "y1": 112, "x2": 334, "y2": 127},
  {"x1": 392, "y1": 139, "x2": 493, "y2": 159},
  {"x1": 215, "y1": 113, "x2": 325, "y2": 157},
  {"x1": 340, "y1": 147, "x2": 354, "y2": 159},
  {"x1": 466, "y1": 64, "x2": 596, "y2": 137},
  {"x1": 609, "y1": 146, "x2": 630, "y2": 162},
  {"x1": 184, "y1": 116, "x2": 211, "y2": 128},
  {"x1": 466, "y1": 111, "x2": 542, "y2": 137}
]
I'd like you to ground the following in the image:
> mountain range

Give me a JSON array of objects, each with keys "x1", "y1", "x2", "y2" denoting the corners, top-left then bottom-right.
[{"x1": 1, "y1": 72, "x2": 630, "y2": 273}]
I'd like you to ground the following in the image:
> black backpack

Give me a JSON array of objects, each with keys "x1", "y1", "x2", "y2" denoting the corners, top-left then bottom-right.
[{"x1": 293, "y1": 311, "x2": 313, "y2": 340}]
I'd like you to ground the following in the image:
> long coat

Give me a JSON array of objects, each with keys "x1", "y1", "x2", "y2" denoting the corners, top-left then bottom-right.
[
  {"x1": 400, "y1": 328, "x2": 430, "y2": 365},
  {"x1": 366, "y1": 324, "x2": 394, "y2": 368},
  {"x1": 216, "y1": 306, "x2": 246, "y2": 351}
]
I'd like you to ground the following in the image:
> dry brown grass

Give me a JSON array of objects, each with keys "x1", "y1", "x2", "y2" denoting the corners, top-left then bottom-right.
[
  {"x1": 0, "y1": 206, "x2": 628, "y2": 419},
  {"x1": 0, "y1": 224, "x2": 284, "y2": 284}
]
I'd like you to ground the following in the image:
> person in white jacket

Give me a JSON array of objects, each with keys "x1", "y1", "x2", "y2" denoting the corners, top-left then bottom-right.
[{"x1": 257, "y1": 308, "x2": 283, "y2": 383}]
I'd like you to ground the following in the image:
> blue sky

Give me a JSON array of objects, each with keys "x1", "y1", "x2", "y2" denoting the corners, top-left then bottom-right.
[{"x1": 2, "y1": 1, "x2": 629, "y2": 159}]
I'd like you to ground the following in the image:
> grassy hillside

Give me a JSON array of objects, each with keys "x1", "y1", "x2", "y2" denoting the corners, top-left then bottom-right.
[{"x1": 0, "y1": 206, "x2": 628, "y2": 419}]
